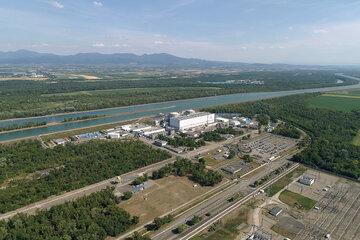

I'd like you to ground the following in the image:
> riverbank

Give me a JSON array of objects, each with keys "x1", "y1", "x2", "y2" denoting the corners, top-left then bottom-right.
[{"x1": 0, "y1": 75, "x2": 359, "y2": 143}]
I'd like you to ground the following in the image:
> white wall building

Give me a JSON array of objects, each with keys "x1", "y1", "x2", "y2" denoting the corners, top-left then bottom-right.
[
  {"x1": 169, "y1": 112, "x2": 215, "y2": 131},
  {"x1": 216, "y1": 117, "x2": 230, "y2": 123},
  {"x1": 142, "y1": 127, "x2": 166, "y2": 137},
  {"x1": 299, "y1": 176, "x2": 315, "y2": 186}
]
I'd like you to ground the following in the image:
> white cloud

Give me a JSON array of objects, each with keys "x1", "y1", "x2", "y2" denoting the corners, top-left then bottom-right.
[
  {"x1": 49, "y1": 0, "x2": 64, "y2": 9},
  {"x1": 31, "y1": 43, "x2": 50, "y2": 47},
  {"x1": 113, "y1": 43, "x2": 129, "y2": 47},
  {"x1": 93, "y1": 1, "x2": 103, "y2": 7},
  {"x1": 92, "y1": 43, "x2": 105, "y2": 47},
  {"x1": 312, "y1": 28, "x2": 328, "y2": 34},
  {"x1": 154, "y1": 40, "x2": 164, "y2": 45}
]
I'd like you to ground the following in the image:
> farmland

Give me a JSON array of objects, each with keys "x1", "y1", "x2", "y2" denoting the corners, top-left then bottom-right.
[
  {"x1": 0, "y1": 68, "x2": 357, "y2": 120},
  {"x1": 306, "y1": 89, "x2": 360, "y2": 112}
]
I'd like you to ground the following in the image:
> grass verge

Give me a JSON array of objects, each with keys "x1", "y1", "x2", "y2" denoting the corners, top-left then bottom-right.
[
  {"x1": 265, "y1": 166, "x2": 306, "y2": 197},
  {"x1": 279, "y1": 190, "x2": 316, "y2": 210}
]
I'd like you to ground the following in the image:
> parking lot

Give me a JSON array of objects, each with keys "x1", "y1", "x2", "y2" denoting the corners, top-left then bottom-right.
[{"x1": 241, "y1": 133, "x2": 298, "y2": 161}]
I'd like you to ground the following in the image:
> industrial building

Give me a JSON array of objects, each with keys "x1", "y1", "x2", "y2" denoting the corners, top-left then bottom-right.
[
  {"x1": 122, "y1": 124, "x2": 152, "y2": 133},
  {"x1": 299, "y1": 175, "x2": 315, "y2": 186},
  {"x1": 53, "y1": 138, "x2": 68, "y2": 145},
  {"x1": 154, "y1": 139, "x2": 167, "y2": 147},
  {"x1": 247, "y1": 232, "x2": 271, "y2": 240},
  {"x1": 216, "y1": 116, "x2": 230, "y2": 123},
  {"x1": 107, "y1": 130, "x2": 129, "y2": 139},
  {"x1": 269, "y1": 206, "x2": 283, "y2": 217},
  {"x1": 142, "y1": 127, "x2": 166, "y2": 138},
  {"x1": 169, "y1": 111, "x2": 215, "y2": 131},
  {"x1": 221, "y1": 164, "x2": 242, "y2": 175}
]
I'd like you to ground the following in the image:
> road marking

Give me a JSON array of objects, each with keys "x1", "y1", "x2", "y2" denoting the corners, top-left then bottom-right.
[{"x1": 178, "y1": 163, "x2": 300, "y2": 240}]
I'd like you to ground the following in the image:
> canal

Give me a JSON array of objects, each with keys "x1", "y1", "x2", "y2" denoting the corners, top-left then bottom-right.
[{"x1": 0, "y1": 74, "x2": 359, "y2": 142}]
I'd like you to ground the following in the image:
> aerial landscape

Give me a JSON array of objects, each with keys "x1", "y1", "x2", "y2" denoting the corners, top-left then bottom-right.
[{"x1": 1, "y1": 1, "x2": 360, "y2": 240}]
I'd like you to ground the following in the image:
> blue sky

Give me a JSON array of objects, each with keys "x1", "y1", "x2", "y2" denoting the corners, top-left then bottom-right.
[{"x1": 1, "y1": 0, "x2": 360, "y2": 64}]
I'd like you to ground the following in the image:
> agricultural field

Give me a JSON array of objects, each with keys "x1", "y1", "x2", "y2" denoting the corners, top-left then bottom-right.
[
  {"x1": 306, "y1": 89, "x2": 360, "y2": 112},
  {"x1": 0, "y1": 68, "x2": 357, "y2": 120}
]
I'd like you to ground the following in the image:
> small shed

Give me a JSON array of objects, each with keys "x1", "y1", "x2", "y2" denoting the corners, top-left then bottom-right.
[{"x1": 269, "y1": 206, "x2": 283, "y2": 217}]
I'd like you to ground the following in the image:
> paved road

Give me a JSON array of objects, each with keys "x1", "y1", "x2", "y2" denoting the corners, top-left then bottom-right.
[
  {"x1": 0, "y1": 156, "x2": 177, "y2": 220},
  {"x1": 0, "y1": 132, "x2": 250, "y2": 220},
  {"x1": 151, "y1": 157, "x2": 296, "y2": 240},
  {"x1": 177, "y1": 163, "x2": 300, "y2": 240}
]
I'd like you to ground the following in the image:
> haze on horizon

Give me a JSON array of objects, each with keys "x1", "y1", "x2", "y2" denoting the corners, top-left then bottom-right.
[{"x1": 1, "y1": 0, "x2": 360, "y2": 65}]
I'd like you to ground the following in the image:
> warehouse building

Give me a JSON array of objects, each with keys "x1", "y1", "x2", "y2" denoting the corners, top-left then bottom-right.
[
  {"x1": 169, "y1": 111, "x2": 215, "y2": 131},
  {"x1": 269, "y1": 206, "x2": 283, "y2": 217},
  {"x1": 299, "y1": 175, "x2": 315, "y2": 186},
  {"x1": 142, "y1": 127, "x2": 166, "y2": 138}
]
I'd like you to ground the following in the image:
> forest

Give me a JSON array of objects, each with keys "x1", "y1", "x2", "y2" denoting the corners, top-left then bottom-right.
[
  {"x1": 0, "y1": 70, "x2": 356, "y2": 120},
  {"x1": 207, "y1": 94, "x2": 360, "y2": 179},
  {"x1": 152, "y1": 158, "x2": 223, "y2": 186},
  {"x1": 272, "y1": 123, "x2": 302, "y2": 139},
  {"x1": 158, "y1": 134, "x2": 206, "y2": 149},
  {"x1": 0, "y1": 140, "x2": 170, "y2": 213},
  {"x1": 0, "y1": 188, "x2": 138, "y2": 240}
]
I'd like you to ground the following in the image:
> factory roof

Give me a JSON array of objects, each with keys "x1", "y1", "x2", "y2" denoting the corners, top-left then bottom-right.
[
  {"x1": 269, "y1": 206, "x2": 283, "y2": 216},
  {"x1": 173, "y1": 112, "x2": 214, "y2": 121}
]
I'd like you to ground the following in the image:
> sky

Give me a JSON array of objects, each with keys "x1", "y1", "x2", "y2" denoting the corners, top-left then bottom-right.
[{"x1": 1, "y1": 0, "x2": 360, "y2": 65}]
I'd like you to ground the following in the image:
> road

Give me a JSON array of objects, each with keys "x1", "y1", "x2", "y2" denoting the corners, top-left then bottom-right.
[
  {"x1": 150, "y1": 157, "x2": 298, "y2": 240},
  {"x1": 0, "y1": 156, "x2": 177, "y2": 220},
  {"x1": 177, "y1": 163, "x2": 300, "y2": 240},
  {"x1": 0, "y1": 131, "x2": 253, "y2": 220}
]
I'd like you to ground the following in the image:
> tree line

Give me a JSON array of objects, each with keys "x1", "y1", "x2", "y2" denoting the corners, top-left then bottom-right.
[
  {"x1": 152, "y1": 159, "x2": 223, "y2": 187},
  {"x1": 0, "y1": 140, "x2": 170, "y2": 213},
  {"x1": 0, "y1": 188, "x2": 138, "y2": 240},
  {"x1": 207, "y1": 93, "x2": 360, "y2": 179}
]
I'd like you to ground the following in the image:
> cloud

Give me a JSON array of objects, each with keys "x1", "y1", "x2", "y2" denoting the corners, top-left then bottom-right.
[
  {"x1": 92, "y1": 43, "x2": 105, "y2": 47},
  {"x1": 113, "y1": 43, "x2": 130, "y2": 47},
  {"x1": 31, "y1": 43, "x2": 50, "y2": 47},
  {"x1": 312, "y1": 28, "x2": 328, "y2": 34},
  {"x1": 49, "y1": 0, "x2": 64, "y2": 9},
  {"x1": 93, "y1": 1, "x2": 103, "y2": 7},
  {"x1": 154, "y1": 40, "x2": 165, "y2": 45}
]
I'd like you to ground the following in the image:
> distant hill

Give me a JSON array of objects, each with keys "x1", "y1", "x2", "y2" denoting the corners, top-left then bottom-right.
[
  {"x1": 0, "y1": 50, "x2": 222, "y2": 67},
  {"x1": 0, "y1": 49, "x2": 334, "y2": 69}
]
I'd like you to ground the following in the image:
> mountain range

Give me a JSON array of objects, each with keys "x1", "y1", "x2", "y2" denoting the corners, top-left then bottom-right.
[
  {"x1": 0, "y1": 49, "x2": 336, "y2": 69},
  {"x1": 0, "y1": 50, "x2": 224, "y2": 67}
]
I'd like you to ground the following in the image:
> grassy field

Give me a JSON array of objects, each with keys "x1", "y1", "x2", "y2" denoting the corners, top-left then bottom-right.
[
  {"x1": 307, "y1": 89, "x2": 360, "y2": 112},
  {"x1": 119, "y1": 176, "x2": 212, "y2": 225},
  {"x1": 192, "y1": 208, "x2": 248, "y2": 240},
  {"x1": 307, "y1": 95, "x2": 360, "y2": 112},
  {"x1": 279, "y1": 190, "x2": 316, "y2": 210},
  {"x1": 203, "y1": 154, "x2": 222, "y2": 167},
  {"x1": 266, "y1": 166, "x2": 306, "y2": 197},
  {"x1": 353, "y1": 131, "x2": 360, "y2": 146}
]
